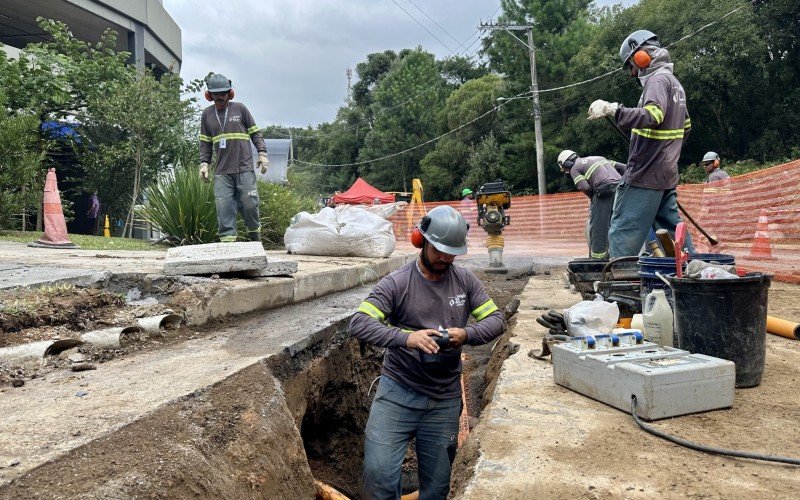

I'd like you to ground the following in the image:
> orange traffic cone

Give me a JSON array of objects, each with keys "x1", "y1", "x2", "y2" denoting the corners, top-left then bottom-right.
[
  {"x1": 748, "y1": 211, "x2": 773, "y2": 259},
  {"x1": 28, "y1": 168, "x2": 79, "y2": 249}
]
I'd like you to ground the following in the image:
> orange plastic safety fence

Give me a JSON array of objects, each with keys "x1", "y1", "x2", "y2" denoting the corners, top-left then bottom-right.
[{"x1": 388, "y1": 159, "x2": 800, "y2": 283}]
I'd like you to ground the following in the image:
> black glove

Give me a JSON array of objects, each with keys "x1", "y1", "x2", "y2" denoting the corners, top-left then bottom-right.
[{"x1": 536, "y1": 310, "x2": 567, "y2": 336}]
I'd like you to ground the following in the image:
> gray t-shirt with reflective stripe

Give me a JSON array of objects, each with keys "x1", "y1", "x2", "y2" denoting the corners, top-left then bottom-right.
[
  {"x1": 349, "y1": 260, "x2": 505, "y2": 399},
  {"x1": 616, "y1": 71, "x2": 690, "y2": 190},
  {"x1": 570, "y1": 156, "x2": 624, "y2": 193},
  {"x1": 199, "y1": 101, "x2": 266, "y2": 174}
]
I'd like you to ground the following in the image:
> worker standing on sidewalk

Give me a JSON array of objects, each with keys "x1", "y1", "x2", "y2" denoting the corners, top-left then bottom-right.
[
  {"x1": 586, "y1": 30, "x2": 693, "y2": 257},
  {"x1": 199, "y1": 73, "x2": 270, "y2": 242},
  {"x1": 350, "y1": 205, "x2": 504, "y2": 500},
  {"x1": 701, "y1": 152, "x2": 730, "y2": 183},
  {"x1": 558, "y1": 150, "x2": 626, "y2": 260}
]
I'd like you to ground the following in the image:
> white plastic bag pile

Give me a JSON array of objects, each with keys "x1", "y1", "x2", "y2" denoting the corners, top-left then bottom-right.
[{"x1": 284, "y1": 205, "x2": 397, "y2": 257}]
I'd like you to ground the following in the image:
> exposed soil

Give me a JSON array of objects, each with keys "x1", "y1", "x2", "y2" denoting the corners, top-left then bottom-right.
[{"x1": 0, "y1": 286, "x2": 124, "y2": 342}]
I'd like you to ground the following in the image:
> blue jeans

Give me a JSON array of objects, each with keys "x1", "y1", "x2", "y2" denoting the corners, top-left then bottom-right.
[
  {"x1": 608, "y1": 182, "x2": 694, "y2": 258},
  {"x1": 361, "y1": 376, "x2": 461, "y2": 500},
  {"x1": 213, "y1": 170, "x2": 260, "y2": 239}
]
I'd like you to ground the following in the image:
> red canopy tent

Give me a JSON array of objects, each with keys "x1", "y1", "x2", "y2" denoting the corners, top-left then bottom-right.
[{"x1": 332, "y1": 178, "x2": 395, "y2": 205}]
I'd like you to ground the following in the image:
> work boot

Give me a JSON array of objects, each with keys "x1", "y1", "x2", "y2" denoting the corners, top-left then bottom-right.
[{"x1": 248, "y1": 231, "x2": 261, "y2": 242}]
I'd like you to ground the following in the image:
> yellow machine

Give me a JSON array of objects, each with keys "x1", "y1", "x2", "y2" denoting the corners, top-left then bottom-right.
[{"x1": 475, "y1": 180, "x2": 511, "y2": 273}]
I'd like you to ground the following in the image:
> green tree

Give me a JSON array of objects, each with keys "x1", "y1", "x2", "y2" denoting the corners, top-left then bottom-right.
[
  {"x1": 358, "y1": 49, "x2": 449, "y2": 192},
  {"x1": 483, "y1": 0, "x2": 595, "y2": 192},
  {"x1": 420, "y1": 74, "x2": 505, "y2": 199},
  {"x1": 0, "y1": 92, "x2": 44, "y2": 229}
]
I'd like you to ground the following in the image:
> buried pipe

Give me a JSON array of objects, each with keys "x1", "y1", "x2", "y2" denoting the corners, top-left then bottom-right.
[
  {"x1": 0, "y1": 339, "x2": 84, "y2": 366},
  {"x1": 137, "y1": 313, "x2": 182, "y2": 334},
  {"x1": 81, "y1": 326, "x2": 142, "y2": 349},
  {"x1": 314, "y1": 480, "x2": 349, "y2": 500},
  {"x1": 767, "y1": 315, "x2": 800, "y2": 340}
]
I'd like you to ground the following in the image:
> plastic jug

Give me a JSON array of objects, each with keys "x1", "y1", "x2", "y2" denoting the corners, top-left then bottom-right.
[{"x1": 643, "y1": 289, "x2": 674, "y2": 347}]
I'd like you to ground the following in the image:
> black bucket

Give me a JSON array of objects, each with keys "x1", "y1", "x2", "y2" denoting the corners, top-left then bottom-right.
[{"x1": 668, "y1": 273, "x2": 772, "y2": 388}]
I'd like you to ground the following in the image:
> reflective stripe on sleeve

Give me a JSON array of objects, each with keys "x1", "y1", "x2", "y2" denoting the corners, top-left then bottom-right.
[
  {"x1": 199, "y1": 134, "x2": 212, "y2": 143},
  {"x1": 644, "y1": 104, "x2": 664, "y2": 124},
  {"x1": 357, "y1": 301, "x2": 386, "y2": 321},
  {"x1": 684, "y1": 118, "x2": 692, "y2": 130},
  {"x1": 247, "y1": 125, "x2": 260, "y2": 134},
  {"x1": 471, "y1": 299, "x2": 499, "y2": 321},
  {"x1": 572, "y1": 174, "x2": 586, "y2": 185}
]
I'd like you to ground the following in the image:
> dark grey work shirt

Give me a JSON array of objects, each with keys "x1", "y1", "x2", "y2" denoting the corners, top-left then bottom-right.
[
  {"x1": 349, "y1": 260, "x2": 505, "y2": 399},
  {"x1": 616, "y1": 71, "x2": 691, "y2": 190},
  {"x1": 199, "y1": 101, "x2": 266, "y2": 174}
]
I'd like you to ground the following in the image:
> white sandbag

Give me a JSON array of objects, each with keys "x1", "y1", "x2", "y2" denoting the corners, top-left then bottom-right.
[
  {"x1": 349, "y1": 202, "x2": 407, "y2": 219},
  {"x1": 284, "y1": 206, "x2": 396, "y2": 257}
]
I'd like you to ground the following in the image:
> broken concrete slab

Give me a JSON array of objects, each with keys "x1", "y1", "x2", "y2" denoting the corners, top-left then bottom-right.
[
  {"x1": 0, "y1": 265, "x2": 110, "y2": 290},
  {"x1": 164, "y1": 242, "x2": 268, "y2": 276},
  {"x1": 239, "y1": 256, "x2": 299, "y2": 277}
]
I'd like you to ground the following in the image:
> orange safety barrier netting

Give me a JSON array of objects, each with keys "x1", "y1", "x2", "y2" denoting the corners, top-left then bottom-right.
[{"x1": 388, "y1": 159, "x2": 800, "y2": 283}]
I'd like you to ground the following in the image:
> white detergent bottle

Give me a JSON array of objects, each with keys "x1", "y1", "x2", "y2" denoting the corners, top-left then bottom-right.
[{"x1": 642, "y1": 289, "x2": 674, "y2": 347}]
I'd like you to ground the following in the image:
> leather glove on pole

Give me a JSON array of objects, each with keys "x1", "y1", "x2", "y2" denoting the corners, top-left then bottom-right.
[
  {"x1": 199, "y1": 162, "x2": 210, "y2": 182},
  {"x1": 257, "y1": 153, "x2": 269, "y2": 174},
  {"x1": 587, "y1": 99, "x2": 620, "y2": 120}
]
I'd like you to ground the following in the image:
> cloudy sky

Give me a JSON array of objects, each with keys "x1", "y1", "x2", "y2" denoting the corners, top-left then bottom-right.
[{"x1": 163, "y1": 0, "x2": 635, "y2": 128}]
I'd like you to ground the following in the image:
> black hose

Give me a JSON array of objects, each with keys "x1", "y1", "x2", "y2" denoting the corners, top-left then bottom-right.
[{"x1": 630, "y1": 395, "x2": 800, "y2": 466}]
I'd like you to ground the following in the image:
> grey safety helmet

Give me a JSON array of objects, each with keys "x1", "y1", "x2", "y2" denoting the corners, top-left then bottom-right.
[
  {"x1": 702, "y1": 151, "x2": 720, "y2": 164},
  {"x1": 419, "y1": 205, "x2": 469, "y2": 255},
  {"x1": 206, "y1": 73, "x2": 232, "y2": 92},
  {"x1": 619, "y1": 30, "x2": 659, "y2": 69}
]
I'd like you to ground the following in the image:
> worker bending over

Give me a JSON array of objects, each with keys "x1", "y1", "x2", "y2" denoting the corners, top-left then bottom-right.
[{"x1": 558, "y1": 150, "x2": 626, "y2": 259}]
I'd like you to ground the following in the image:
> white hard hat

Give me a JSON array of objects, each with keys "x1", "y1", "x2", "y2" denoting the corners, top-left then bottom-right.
[
  {"x1": 702, "y1": 151, "x2": 719, "y2": 163},
  {"x1": 557, "y1": 150, "x2": 578, "y2": 168}
]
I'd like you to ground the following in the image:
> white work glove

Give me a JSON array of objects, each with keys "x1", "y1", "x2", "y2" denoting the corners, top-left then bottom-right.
[
  {"x1": 199, "y1": 162, "x2": 210, "y2": 182},
  {"x1": 587, "y1": 99, "x2": 620, "y2": 120},
  {"x1": 257, "y1": 153, "x2": 269, "y2": 174}
]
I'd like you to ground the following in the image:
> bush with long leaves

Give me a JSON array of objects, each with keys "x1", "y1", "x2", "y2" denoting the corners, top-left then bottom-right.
[{"x1": 138, "y1": 166, "x2": 217, "y2": 245}]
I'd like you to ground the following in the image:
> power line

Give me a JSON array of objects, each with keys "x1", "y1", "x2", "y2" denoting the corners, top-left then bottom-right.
[
  {"x1": 391, "y1": 0, "x2": 453, "y2": 52},
  {"x1": 293, "y1": 0, "x2": 757, "y2": 168},
  {"x1": 406, "y1": 0, "x2": 462, "y2": 47},
  {"x1": 293, "y1": 88, "x2": 527, "y2": 168}
]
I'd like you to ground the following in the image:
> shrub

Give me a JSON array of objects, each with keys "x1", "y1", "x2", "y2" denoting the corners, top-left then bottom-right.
[
  {"x1": 238, "y1": 181, "x2": 318, "y2": 248},
  {"x1": 137, "y1": 165, "x2": 217, "y2": 244}
]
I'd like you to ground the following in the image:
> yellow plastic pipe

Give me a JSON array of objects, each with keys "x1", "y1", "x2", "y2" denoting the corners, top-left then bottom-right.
[{"x1": 767, "y1": 315, "x2": 800, "y2": 340}]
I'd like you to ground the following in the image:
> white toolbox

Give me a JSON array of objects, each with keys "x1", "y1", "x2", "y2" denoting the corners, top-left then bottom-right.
[{"x1": 551, "y1": 332, "x2": 735, "y2": 421}]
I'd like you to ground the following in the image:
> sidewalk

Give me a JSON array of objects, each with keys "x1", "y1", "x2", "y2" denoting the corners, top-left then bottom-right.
[
  {"x1": 0, "y1": 241, "x2": 414, "y2": 488},
  {"x1": 0, "y1": 241, "x2": 415, "y2": 325}
]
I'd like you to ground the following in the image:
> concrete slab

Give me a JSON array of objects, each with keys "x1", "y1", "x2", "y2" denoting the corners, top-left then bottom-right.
[
  {"x1": 240, "y1": 255, "x2": 299, "y2": 277},
  {"x1": 0, "y1": 265, "x2": 110, "y2": 290},
  {"x1": 0, "y1": 288, "x2": 369, "y2": 486},
  {"x1": 164, "y1": 241, "x2": 268, "y2": 276}
]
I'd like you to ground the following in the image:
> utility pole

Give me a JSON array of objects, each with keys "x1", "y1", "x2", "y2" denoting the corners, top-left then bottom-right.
[{"x1": 479, "y1": 21, "x2": 546, "y2": 195}]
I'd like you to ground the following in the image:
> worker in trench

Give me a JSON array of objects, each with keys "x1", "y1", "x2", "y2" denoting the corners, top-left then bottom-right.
[
  {"x1": 701, "y1": 151, "x2": 730, "y2": 183},
  {"x1": 349, "y1": 205, "x2": 505, "y2": 500},
  {"x1": 557, "y1": 150, "x2": 626, "y2": 260},
  {"x1": 587, "y1": 30, "x2": 694, "y2": 257}
]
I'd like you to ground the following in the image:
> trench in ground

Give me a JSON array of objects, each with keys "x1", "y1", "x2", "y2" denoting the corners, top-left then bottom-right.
[{"x1": 273, "y1": 270, "x2": 527, "y2": 498}]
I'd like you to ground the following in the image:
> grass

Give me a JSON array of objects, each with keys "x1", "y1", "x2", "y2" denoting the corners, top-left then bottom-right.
[{"x1": 0, "y1": 230, "x2": 168, "y2": 251}]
